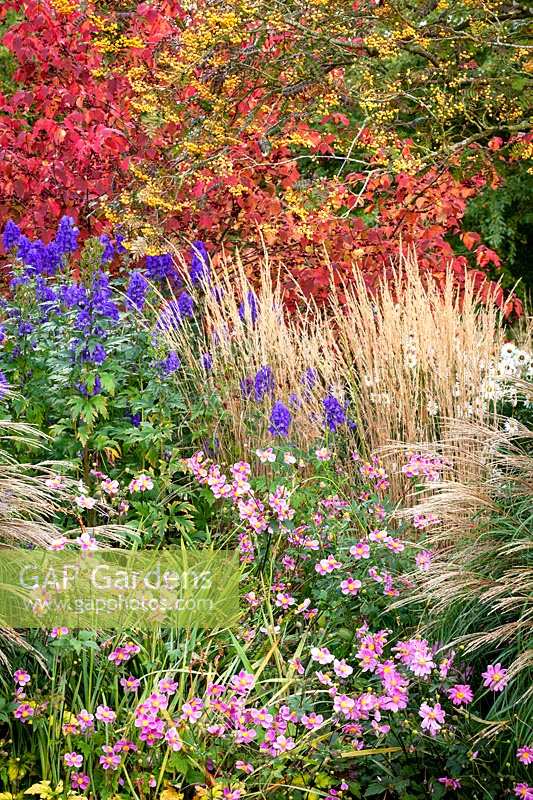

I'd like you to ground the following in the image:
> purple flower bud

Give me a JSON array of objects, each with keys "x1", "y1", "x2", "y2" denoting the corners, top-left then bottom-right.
[
  {"x1": 99, "y1": 234, "x2": 115, "y2": 263},
  {"x1": 238, "y1": 290, "x2": 258, "y2": 325},
  {"x1": 254, "y1": 365, "x2": 274, "y2": 402},
  {"x1": 146, "y1": 253, "x2": 174, "y2": 281},
  {"x1": 0, "y1": 371, "x2": 9, "y2": 398},
  {"x1": 201, "y1": 352, "x2": 213, "y2": 371},
  {"x1": 125, "y1": 271, "x2": 148, "y2": 311},
  {"x1": 2, "y1": 220, "x2": 21, "y2": 252},
  {"x1": 268, "y1": 400, "x2": 292, "y2": 438},
  {"x1": 323, "y1": 394, "x2": 346, "y2": 432},
  {"x1": 190, "y1": 241, "x2": 210, "y2": 286},
  {"x1": 160, "y1": 351, "x2": 181, "y2": 374},
  {"x1": 54, "y1": 216, "x2": 79, "y2": 255}
]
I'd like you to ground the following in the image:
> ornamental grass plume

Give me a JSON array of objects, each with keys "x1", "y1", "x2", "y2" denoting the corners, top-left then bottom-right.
[
  {"x1": 0, "y1": 421, "x2": 66, "y2": 548},
  {"x1": 0, "y1": 418, "x2": 128, "y2": 665},
  {"x1": 326, "y1": 250, "x2": 504, "y2": 472},
  {"x1": 0, "y1": 420, "x2": 67, "y2": 665},
  {"x1": 393, "y1": 413, "x2": 533, "y2": 745},
  {"x1": 153, "y1": 245, "x2": 509, "y2": 482}
]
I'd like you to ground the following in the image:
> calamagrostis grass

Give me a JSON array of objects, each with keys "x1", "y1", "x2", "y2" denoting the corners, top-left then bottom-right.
[
  {"x1": 158, "y1": 249, "x2": 507, "y2": 483},
  {"x1": 396, "y1": 416, "x2": 533, "y2": 700},
  {"x1": 327, "y1": 254, "x2": 504, "y2": 458}
]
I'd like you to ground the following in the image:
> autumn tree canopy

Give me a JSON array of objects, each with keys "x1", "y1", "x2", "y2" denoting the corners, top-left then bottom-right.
[{"x1": 0, "y1": 0, "x2": 531, "y2": 310}]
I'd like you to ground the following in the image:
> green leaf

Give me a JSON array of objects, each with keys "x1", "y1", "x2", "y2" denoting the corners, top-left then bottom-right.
[
  {"x1": 365, "y1": 784, "x2": 386, "y2": 797},
  {"x1": 99, "y1": 372, "x2": 116, "y2": 394}
]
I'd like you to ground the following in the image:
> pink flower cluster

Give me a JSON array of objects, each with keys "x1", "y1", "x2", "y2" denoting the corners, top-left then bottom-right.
[
  {"x1": 359, "y1": 457, "x2": 390, "y2": 490},
  {"x1": 392, "y1": 638, "x2": 436, "y2": 677},
  {"x1": 402, "y1": 452, "x2": 447, "y2": 482},
  {"x1": 108, "y1": 640, "x2": 141, "y2": 665},
  {"x1": 413, "y1": 512, "x2": 441, "y2": 529},
  {"x1": 128, "y1": 473, "x2": 154, "y2": 493},
  {"x1": 268, "y1": 485, "x2": 295, "y2": 521},
  {"x1": 188, "y1": 451, "x2": 300, "y2": 561}
]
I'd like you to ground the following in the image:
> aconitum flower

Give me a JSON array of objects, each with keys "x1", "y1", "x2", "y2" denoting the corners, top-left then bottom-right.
[
  {"x1": 302, "y1": 367, "x2": 317, "y2": 389},
  {"x1": 125, "y1": 271, "x2": 148, "y2": 310},
  {"x1": 77, "y1": 375, "x2": 102, "y2": 397},
  {"x1": 24, "y1": 240, "x2": 62, "y2": 276},
  {"x1": 2, "y1": 219, "x2": 21, "y2": 251},
  {"x1": 16, "y1": 234, "x2": 32, "y2": 262},
  {"x1": 161, "y1": 351, "x2": 181, "y2": 375},
  {"x1": 482, "y1": 662, "x2": 508, "y2": 692},
  {"x1": 91, "y1": 271, "x2": 119, "y2": 321},
  {"x1": 268, "y1": 401, "x2": 292, "y2": 438},
  {"x1": 156, "y1": 293, "x2": 194, "y2": 333},
  {"x1": 99, "y1": 234, "x2": 115, "y2": 263},
  {"x1": 254, "y1": 365, "x2": 274, "y2": 402},
  {"x1": 517, "y1": 747, "x2": 533, "y2": 765},
  {"x1": 0, "y1": 371, "x2": 9, "y2": 399},
  {"x1": 18, "y1": 320, "x2": 34, "y2": 336},
  {"x1": 64, "y1": 751, "x2": 83, "y2": 769},
  {"x1": 55, "y1": 216, "x2": 79, "y2": 255},
  {"x1": 323, "y1": 394, "x2": 346, "y2": 431},
  {"x1": 448, "y1": 684, "x2": 473, "y2": 706},
  {"x1": 190, "y1": 240, "x2": 210, "y2": 285},
  {"x1": 35, "y1": 277, "x2": 57, "y2": 309},
  {"x1": 201, "y1": 352, "x2": 213, "y2": 371},
  {"x1": 146, "y1": 253, "x2": 174, "y2": 281},
  {"x1": 60, "y1": 283, "x2": 87, "y2": 309},
  {"x1": 240, "y1": 376, "x2": 253, "y2": 399},
  {"x1": 419, "y1": 702, "x2": 445, "y2": 736},
  {"x1": 238, "y1": 290, "x2": 258, "y2": 325},
  {"x1": 82, "y1": 343, "x2": 106, "y2": 365}
]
